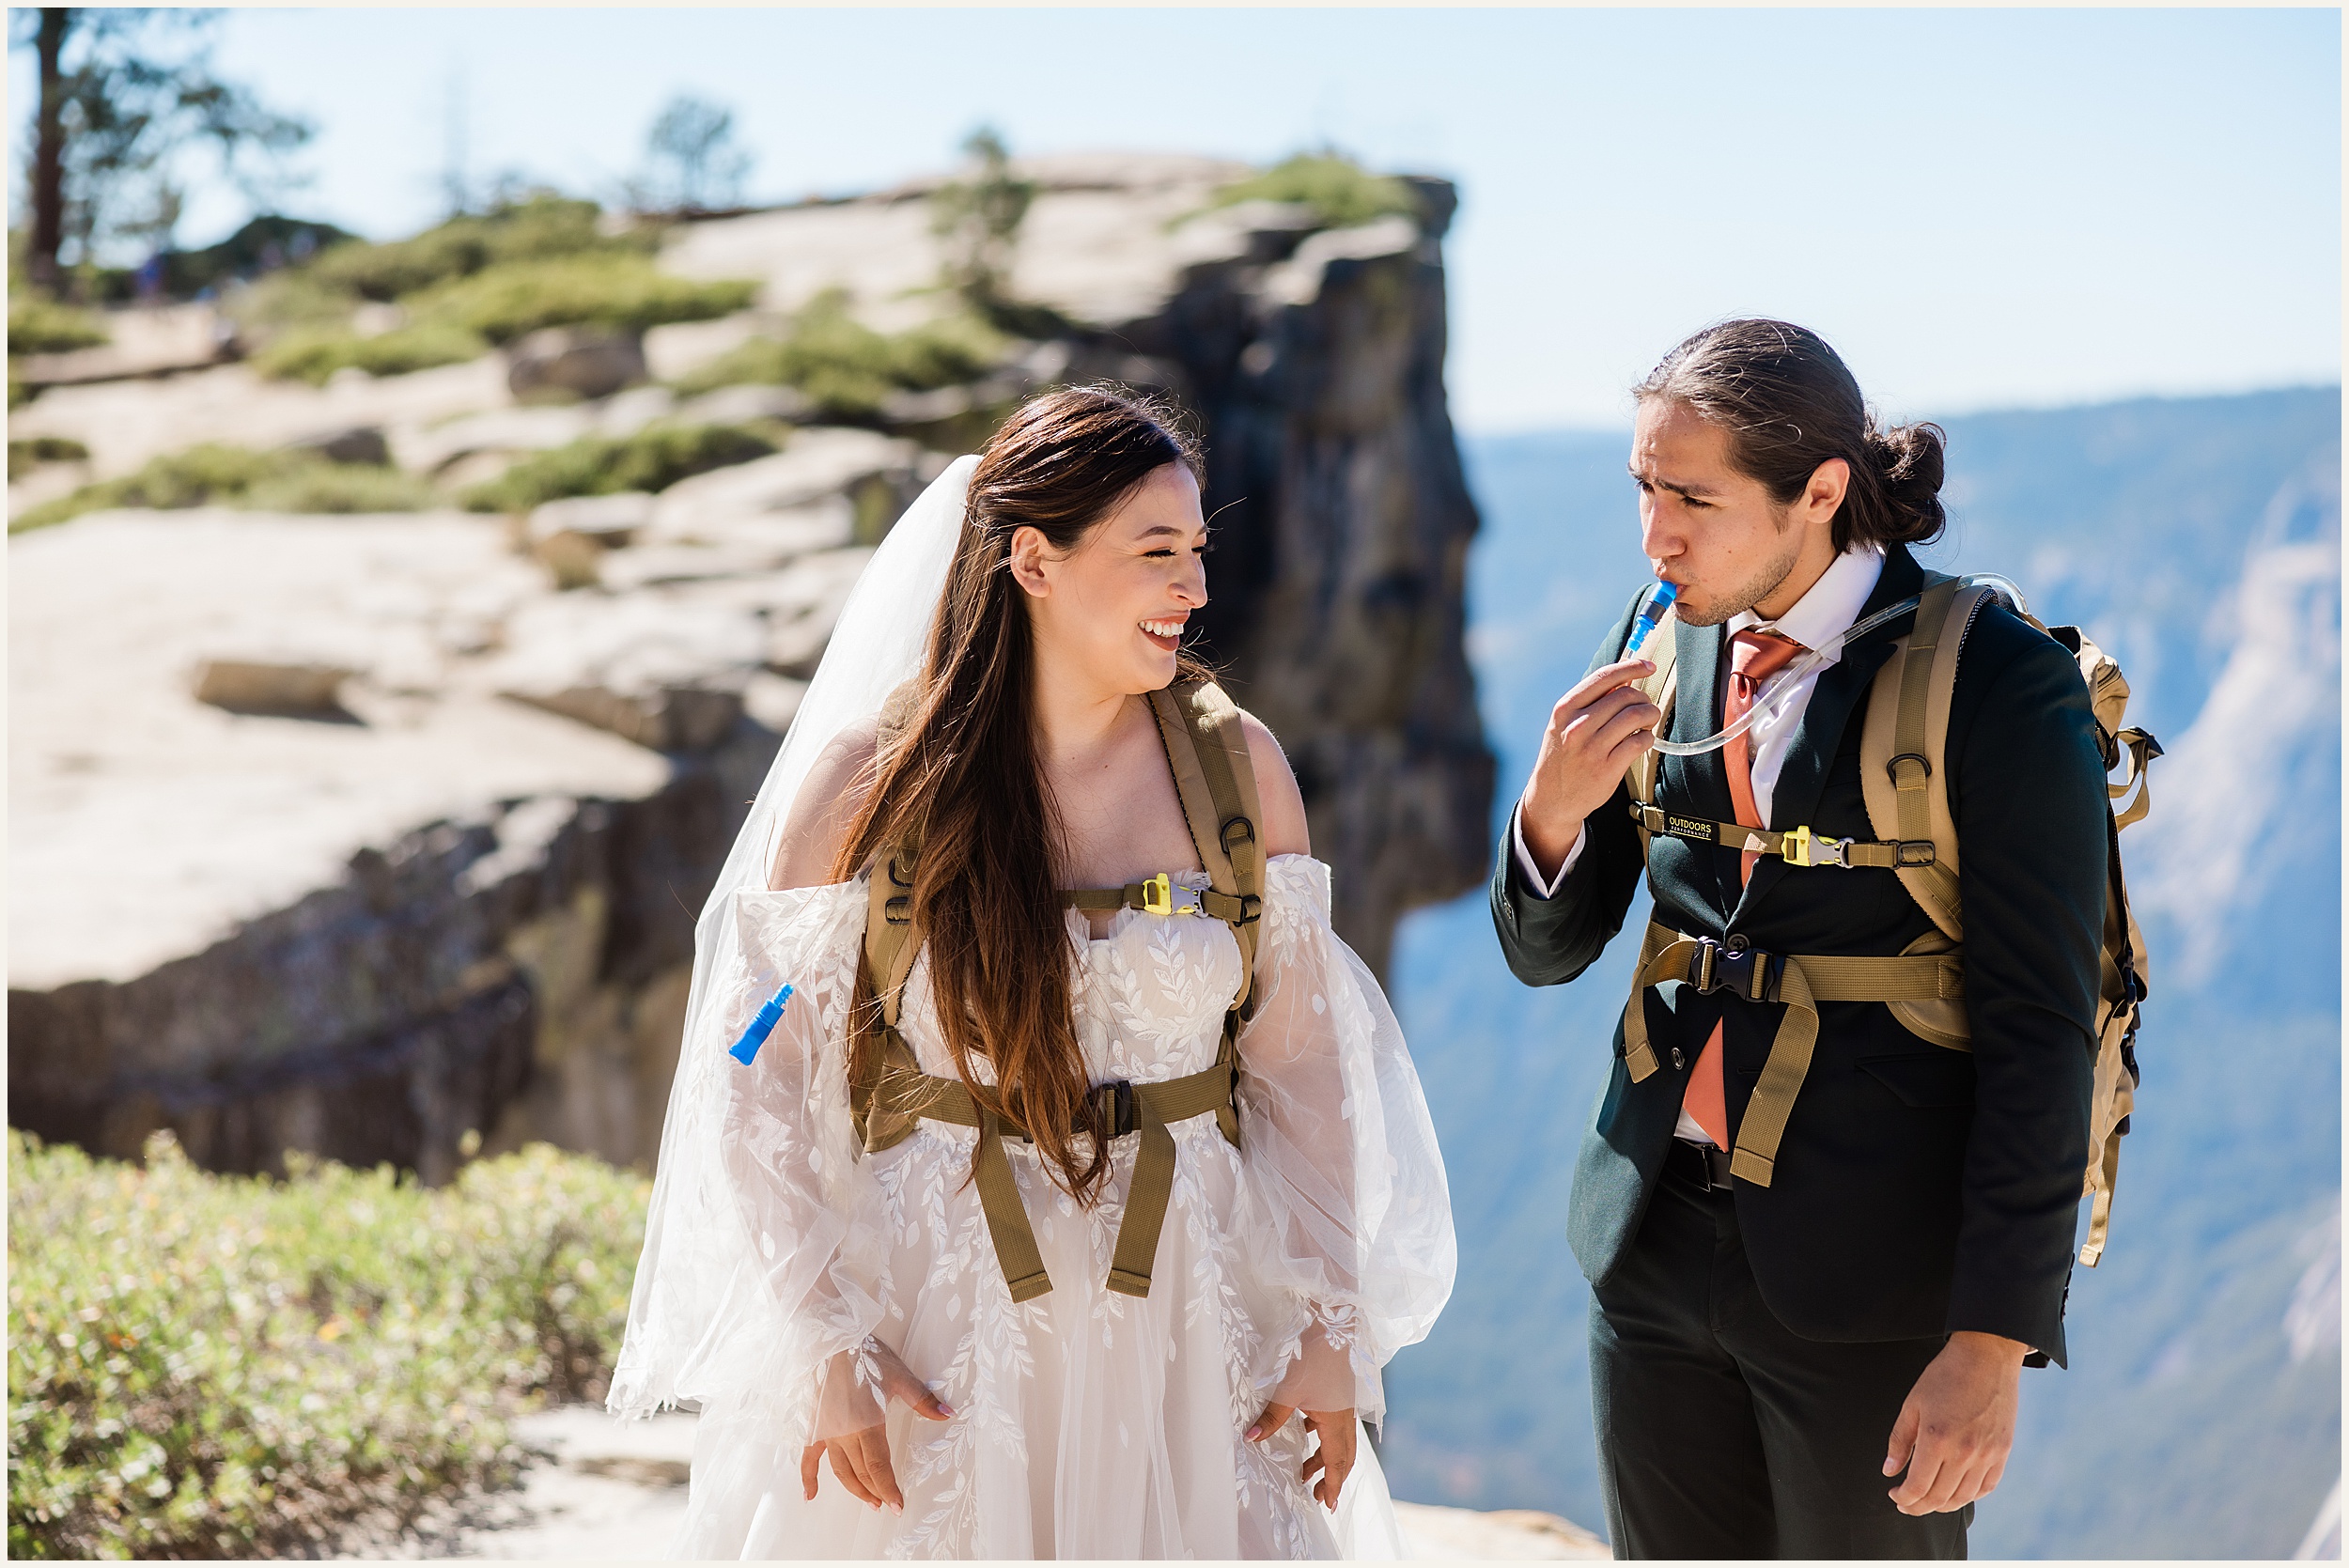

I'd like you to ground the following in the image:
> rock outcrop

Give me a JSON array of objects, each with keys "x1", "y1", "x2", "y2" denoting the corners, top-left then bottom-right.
[{"x1": 8, "y1": 153, "x2": 1492, "y2": 1176}]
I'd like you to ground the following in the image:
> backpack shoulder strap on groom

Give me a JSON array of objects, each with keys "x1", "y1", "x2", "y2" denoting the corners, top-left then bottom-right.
[
  {"x1": 848, "y1": 675, "x2": 1262, "y2": 1304},
  {"x1": 1619, "y1": 574, "x2": 2158, "y2": 1265}
]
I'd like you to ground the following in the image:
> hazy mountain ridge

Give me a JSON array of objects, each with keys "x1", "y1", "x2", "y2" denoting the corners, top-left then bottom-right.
[{"x1": 1377, "y1": 387, "x2": 2342, "y2": 1558}]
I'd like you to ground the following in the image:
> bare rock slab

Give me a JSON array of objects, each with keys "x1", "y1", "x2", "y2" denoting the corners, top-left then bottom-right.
[{"x1": 6, "y1": 507, "x2": 760, "y2": 1179}]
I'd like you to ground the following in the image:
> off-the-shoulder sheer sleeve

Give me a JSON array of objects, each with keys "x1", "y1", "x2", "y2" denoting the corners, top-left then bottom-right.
[
  {"x1": 1234, "y1": 855, "x2": 1456, "y2": 1426},
  {"x1": 608, "y1": 875, "x2": 885, "y2": 1445}
]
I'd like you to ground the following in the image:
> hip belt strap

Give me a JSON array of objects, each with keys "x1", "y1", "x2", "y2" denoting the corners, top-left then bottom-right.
[
  {"x1": 1622, "y1": 920, "x2": 1966, "y2": 1187},
  {"x1": 862, "y1": 1045, "x2": 1240, "y2": 1303}
]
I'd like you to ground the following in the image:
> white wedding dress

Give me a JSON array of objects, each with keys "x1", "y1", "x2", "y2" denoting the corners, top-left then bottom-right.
[
  {"x1": 608, "y1": 453, "x2": 1455, "y2": 1560},
  {"x1": 618, "y1": 853, "x2": 1453, "y2": 1559}
]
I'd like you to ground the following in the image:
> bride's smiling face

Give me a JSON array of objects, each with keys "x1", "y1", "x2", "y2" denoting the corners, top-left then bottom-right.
[{"x1": 1009, "y1": 461, "x2": 1210, "y2": 695}]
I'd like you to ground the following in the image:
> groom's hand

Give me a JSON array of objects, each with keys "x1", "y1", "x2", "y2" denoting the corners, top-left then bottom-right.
[
  {"x1": 1883, "y1": 1330, "x2": 2026, "y2": 1514},
  {"x1": 1519, "y1": 658, "x2": 1663, "y2": 879}
]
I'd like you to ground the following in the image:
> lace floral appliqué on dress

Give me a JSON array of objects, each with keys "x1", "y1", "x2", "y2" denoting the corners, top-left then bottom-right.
[{"x1": 610, "y1": 854, "x2": 1454, "y2": 1560}]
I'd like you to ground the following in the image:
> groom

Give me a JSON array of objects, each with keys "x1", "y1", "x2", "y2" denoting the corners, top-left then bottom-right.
[{"x1": 1490, "y1": 320, "x2": 2108, "y2": 1559}]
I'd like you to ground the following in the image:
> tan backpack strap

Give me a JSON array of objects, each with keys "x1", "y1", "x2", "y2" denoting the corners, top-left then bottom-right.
[
  {"x1": 1626, "y1": 804, "x2": 1937, "y2": 871},
  {"x1": 1061, "y1": 877, "x2": 1256, "y2": 924},
  {"x1": 2109, "y1": 728, "x2": 2160, "y2": 831},
  {"x1": 851, "y1": 678, "x2": 930, "y2": 1152},
  {"x1": 850, "y1": 845, "x2": 928, "y2": 1153},
  {"x1": 1147, "y1": 680, "x2": 1266, "y2": 1015},
  {"x1": 1626, "y1": 920, "x2": 1965, "y2": 1186},
  {"x1": 1861, "y1": 577, "x2": 1970, "y2": 942},
  {"x1": 972, "y1": 1107, "x2": 1054, "y2": 1302}
]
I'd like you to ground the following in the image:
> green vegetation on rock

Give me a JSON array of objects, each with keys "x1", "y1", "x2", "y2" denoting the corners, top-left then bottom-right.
[
  {"x1": 1210, "y1": 153, "x2": 1420, "y2": 230},
  {"x1": 8, "y1": 437, "x2": 90, "y2": 482},
  {"x1": 232, "y1": 195, "x2": 758, "y2": 382},
  {"x1": 306, "y1": 196, "x2": 639, "y2": 302},
  {"x1": 677, "y1": 288, "x2": 1008, "y2": 419},
  {"x1": 8, "y1": 290, "x2": 112, "y2": 356},
  {"x1": 251, "y1": 323, "x2": 491, "y2": 386},
  {"x1": 7, "y1": 1132, "x2": 648, "y2": 1560},
  {"x1": 459, "y1": 421, "x2": 780, "y2": 513},
  {"x1": 10, "y1": 443, "x2": 437, "y2": 534},
  {"x1": 406, "y1": 254, "x2": 756, "y2": 347}
]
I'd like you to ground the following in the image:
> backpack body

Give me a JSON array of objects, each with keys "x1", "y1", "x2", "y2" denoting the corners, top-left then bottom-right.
[{"x1": 1626, "y1": 570, "x2": 2155, "y2": 1265}]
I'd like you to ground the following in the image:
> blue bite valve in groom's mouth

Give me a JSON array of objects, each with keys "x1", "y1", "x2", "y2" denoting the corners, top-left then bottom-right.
[
  {"x1": 1626, "y1": 579, "x2": 1679, "y2": 657},
  {"x1": 729, "y1": 984, "x2": 795, "y2": 1064}
]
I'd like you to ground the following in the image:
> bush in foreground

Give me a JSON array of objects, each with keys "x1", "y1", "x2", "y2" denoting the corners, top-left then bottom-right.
[
  {"x1": 9, "y1": 444, "x2": 438, "y2": 534},
  {"x1": 8, "y1": 1131, "x2": 650, "y2": 1559},
  {"x1": 459, "y1": 420, "x2": 779, "y2": 512}
]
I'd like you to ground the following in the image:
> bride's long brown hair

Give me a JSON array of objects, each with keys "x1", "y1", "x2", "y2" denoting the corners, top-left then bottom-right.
[{"x1": 831, "y1": 386, "x2": 1208, "y2": 1203}]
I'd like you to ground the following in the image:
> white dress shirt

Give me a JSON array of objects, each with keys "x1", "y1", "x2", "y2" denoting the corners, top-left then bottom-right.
[{"x1": 1510, "y1": 546, "x2": 1887, "y2": 1145}]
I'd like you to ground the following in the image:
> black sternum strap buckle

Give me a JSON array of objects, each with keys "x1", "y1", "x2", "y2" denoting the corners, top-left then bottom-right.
[
  {"x1": 1688, "y1": 936, "x2": 1782, "y2": 1003},
  {"x1": 1668, "y1": 1137, "x2": 1735, "y2": 1192},
  {"x1": 1098, "y1": 1079, "x2": 1137, "y2": 1139}
]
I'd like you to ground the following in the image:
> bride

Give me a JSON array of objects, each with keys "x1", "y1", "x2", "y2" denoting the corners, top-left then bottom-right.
[{"x1": 610, "y1": 386, "x2": 1455, "y2": 1559}]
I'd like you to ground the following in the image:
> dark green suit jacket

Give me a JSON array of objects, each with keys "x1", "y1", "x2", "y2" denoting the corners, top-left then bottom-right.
[{"x1": 1490, "y1": 544, "x2": 2106, "y2": 1365}]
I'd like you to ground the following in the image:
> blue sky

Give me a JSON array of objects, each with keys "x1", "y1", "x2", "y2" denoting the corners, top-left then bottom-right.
[{"x1": 10, "y1": 7, "x2": 2341, "y2": 431}]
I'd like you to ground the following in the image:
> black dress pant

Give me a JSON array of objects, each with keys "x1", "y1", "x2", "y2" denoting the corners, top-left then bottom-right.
[{"x1": 1589, "y1": 1153, "x2": 1970, "y2": 1560}]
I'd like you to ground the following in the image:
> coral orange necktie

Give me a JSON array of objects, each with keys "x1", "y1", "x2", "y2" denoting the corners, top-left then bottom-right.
[{"x1": 1682, "y1": 629, "x2": 1807, "y2": 1151}]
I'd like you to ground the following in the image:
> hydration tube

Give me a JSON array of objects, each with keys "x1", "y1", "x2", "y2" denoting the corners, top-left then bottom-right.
[{"x1": 1634, "y1": 572, "x2": 2029, "y2": 757}]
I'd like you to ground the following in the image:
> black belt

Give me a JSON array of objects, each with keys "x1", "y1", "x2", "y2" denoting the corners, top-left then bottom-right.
[{"x1": 1665, "y1": 1137, "x2": 1735, "y2": 1192}]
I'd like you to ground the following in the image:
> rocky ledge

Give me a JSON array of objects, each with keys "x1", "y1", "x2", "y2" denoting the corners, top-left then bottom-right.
[{"x1": 8, "y1": 153, "x2": 1492, "y2": 1177}]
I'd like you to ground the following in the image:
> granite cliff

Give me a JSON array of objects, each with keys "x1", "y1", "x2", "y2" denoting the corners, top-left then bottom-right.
[{"x1": 8, "y1": 153, "x2": 1493, "y2": 1177}]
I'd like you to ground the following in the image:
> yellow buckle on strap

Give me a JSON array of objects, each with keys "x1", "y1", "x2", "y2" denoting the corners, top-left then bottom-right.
[
  {"x1": 1140, "y1": 874, "x2": 1204, "y2": 917},
  {"x1": 1784, "y1": 824, "x2": 1856, "y2": 868}
]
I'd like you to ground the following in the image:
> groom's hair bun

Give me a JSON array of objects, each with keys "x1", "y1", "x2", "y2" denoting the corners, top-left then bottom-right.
[{"x1": 1633, "y1": 318, "x2": 1947, "y2": 552}]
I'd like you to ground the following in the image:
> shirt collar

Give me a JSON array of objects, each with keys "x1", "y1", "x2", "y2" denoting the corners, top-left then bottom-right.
[{"x1": 1727, "y1": 543, "x2": 1886, "y2": 663}]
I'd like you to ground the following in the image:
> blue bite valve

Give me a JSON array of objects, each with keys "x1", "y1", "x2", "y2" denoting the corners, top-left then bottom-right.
[
  {"x1": 1626, "y1": 580, "x2": 1679, "y2": 657},
  {"x1": 728, "y1": 983, "x2": 795, "y2": 1065}
]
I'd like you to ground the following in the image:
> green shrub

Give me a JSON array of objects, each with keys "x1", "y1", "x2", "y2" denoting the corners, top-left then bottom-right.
[
  {"x1": 305, "y1": 195, "x2": 640, "y2": 303},
  {"x1": 460, "y1": 421, "x2": 779, "y2": 512},
  {"x1": 238, "y1": 463, "x2": 440, "y2": 516},
  {"x1": 234, "y1": 196, "x2": 751, "y2": 381},
  {"x1": 1208, "y1": 153, "x2": 1420, "y2": 230},
  {"x1": 251, "y1": 323, "x2": 490, "y2": 386},
  {"x1": 677, "y1": 289, "x2": 1008, "y2": 418},
  {"x1": 8, "y1": 1131, "x2": 649, "y2": 1559},
  {"x1": 8, "y1": 437, "x2": 90, "y2": 482},
  {"x1": 8, "y1": 291, "x2": 111, "y2": 356},
  {"x1": 10, "y1": 444, "x2": 437, "y2": 534},
  {"x1": 407, "y1": 254, "x2": 757, "y2": 347}
]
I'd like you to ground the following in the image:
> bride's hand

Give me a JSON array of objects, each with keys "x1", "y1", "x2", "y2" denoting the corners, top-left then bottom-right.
[
  {"x1": 799, "y1": 1339, "x2": 954, "y2": 1512},
  {"x1": 1245, "y1": 1402, "x2": 1358, "y2": 1511}
]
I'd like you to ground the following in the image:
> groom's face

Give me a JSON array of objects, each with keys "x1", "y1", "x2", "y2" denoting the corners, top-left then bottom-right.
[{"x1": 1630, "y1": 398, "x2": 1806, "y2": 628}]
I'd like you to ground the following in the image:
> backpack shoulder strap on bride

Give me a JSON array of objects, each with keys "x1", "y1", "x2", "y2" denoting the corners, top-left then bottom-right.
[{"x1": 848, "y1": 675, "x2": 1262, "y2": 1305}]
